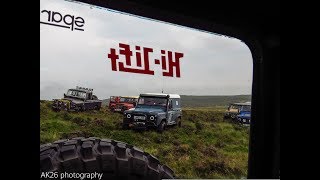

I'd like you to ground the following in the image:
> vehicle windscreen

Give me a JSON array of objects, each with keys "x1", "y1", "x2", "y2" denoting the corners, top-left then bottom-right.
[
  {"x1": 110, "y1": 96, "x2": 119, "y2": 102},
  {"x1": 120, "y1": 98, "x2": 137, "y2": 103},
  {"x1": 230, "y1": 105, "x2": 240, "y2": 110},
  {"x1": 137, "y1": 97, "x2": 167, "y2": 108},
  {"x1": 241, "y1": 105, "x2": 251, "y2": 111},
  {"x1": 66, "y1": 90, "x2": 86, "y2": 99}
]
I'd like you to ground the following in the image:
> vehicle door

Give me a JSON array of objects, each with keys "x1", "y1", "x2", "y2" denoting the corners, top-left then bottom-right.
[
  {"x1": 84, "y1": 93, "x2": 94, "y2": 109},
  {"x1": 166, "y1": 99, "x2": 175, "y2": 125},
  {"x1": 172, "y1": 98, "x2": 182, "y2": 123}
]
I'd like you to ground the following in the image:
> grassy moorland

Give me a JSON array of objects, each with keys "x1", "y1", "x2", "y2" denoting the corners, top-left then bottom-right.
[{"x1": 40, "y1": 100, "x2": 249, "y2": 179}]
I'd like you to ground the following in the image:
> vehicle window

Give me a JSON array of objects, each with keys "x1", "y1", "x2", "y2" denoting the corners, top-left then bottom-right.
[
  {"x1": 40, "y1": 0, "x2": 253, "y2": 178},
  {"x1": 68, "y1": 90, "x2": 78, "y2": 96},
  {"x1": 242, "y1": 105, "x2": 251, "y2": 111},
  {"x1": 172, "y1": 99, "x2": 180, "y2": 109},
  {"x1": 175, "y1": 99, "x2": 179, "y2": 106},
  {"x1": 67, "y1": 90, "x2": 72, "y2": 96},
  {"x1": 138, "y1": 97, "x2": 167, "y2": 107},
  {"x1": 77, "y1": 92, "x2": 86, "y2": 99}
]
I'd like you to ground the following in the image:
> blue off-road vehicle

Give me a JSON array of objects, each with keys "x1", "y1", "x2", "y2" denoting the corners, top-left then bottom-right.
[
  {"x1": 122, "y1": 93, "x2": 182, "y2": 132},
  {"x1": 224, "y1": 102, "x2": 251, "y2": 125},
  {"x1": 237, "y1": 110, "x2": 251, "y2": 125}
]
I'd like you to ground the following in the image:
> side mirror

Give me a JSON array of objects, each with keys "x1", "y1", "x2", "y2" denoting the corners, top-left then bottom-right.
[{"x1": 64, "y1": 93, "x2": 66, "y2": 98}]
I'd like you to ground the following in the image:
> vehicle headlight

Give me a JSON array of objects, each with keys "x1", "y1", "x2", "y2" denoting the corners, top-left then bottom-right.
[
  {"x1": 126, "y1": 114, "x2": 131, "y2": 118},
  {"x1": 150, "y1": 116, "x2": 155, "y2": 120}
]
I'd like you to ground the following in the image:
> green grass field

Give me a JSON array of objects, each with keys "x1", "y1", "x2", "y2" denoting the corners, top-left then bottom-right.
[{"x1": 40, "y1": 100, "x2": 250, "y2": 179}]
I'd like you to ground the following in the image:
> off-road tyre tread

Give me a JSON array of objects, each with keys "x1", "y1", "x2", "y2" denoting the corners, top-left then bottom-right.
[
  {"x1": 157, "y1": 121, "x2": 166, "y2": 133},
  {"x1": 40, "y1": 137, "x2": 175, "y2": 180}
]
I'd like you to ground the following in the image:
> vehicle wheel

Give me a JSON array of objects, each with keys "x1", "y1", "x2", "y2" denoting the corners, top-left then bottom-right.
[
  {"x1": 122, "y1": 123, "x2": 129, "y2": 130},
  {"x1": 40, "y1": 137, "x2": 175, "y2": 179},
  {"x1": 177, "y1": 118, "x2": 182, "y2": 127},
  {"x1": 157, "y1": 121, "x2": 166, "y2": 133},
  {"x1": 81, "y1": 106, "x2": 86, "y2": 112},
  {"x1": 94, "y1": 105, "x2": 100, "y2": 111},
  {"x1": 52, "y1": 108, "x2": 60, "y2": 112},
  {"x1": 75, "y1": 106, "x2": 81, "y2": 112}
]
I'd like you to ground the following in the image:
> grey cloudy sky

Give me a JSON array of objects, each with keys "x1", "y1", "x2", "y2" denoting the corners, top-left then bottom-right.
[{"x1": 40, "y1": 0, "x2": 253, "y2": 100}]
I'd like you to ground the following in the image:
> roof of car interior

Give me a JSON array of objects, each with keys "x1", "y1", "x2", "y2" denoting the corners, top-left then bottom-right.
[{"x1": 140, "y1": 93, "x2": 180, "y2": 98}]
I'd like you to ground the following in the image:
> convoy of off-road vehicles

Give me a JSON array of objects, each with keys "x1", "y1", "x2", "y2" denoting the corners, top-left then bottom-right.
[
  {"x1": 44, "y1": 87, "x2": 250, "y2": 177},
  {"x1": 52, "y1": 86, "x2": 250, "y2": 133},
  {"x1": 52, "y1": 87, "x2": 184, "y2": 132}
]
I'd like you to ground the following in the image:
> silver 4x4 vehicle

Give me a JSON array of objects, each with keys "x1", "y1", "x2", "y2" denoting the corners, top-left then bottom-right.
[
  {"x1": 52, "y1": 86, "x2": 102, "y2": 112},
  {"x1": 122, "y1": 93, "x2": 182, "y2": 132}
]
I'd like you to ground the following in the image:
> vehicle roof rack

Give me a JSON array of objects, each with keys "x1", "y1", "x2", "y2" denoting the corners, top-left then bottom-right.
[{"x1": 75, "y1": 86, "x2": 93, "y2": 92}]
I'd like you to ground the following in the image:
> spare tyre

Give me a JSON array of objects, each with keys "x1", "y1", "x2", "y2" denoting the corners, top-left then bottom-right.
[{"x1": 40, "y1": 137, "x2": 175, "y2": 180}]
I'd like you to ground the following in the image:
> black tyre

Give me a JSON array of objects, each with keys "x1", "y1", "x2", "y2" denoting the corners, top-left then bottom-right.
[
  {"x1": 122, "y1": 123, "x2": 129, "y2": 130},
  {"x1": 122, "y1": 106, "x2": 127, "y2": 113},
  {"x1": 157, "y1": 121, "x2": 166, "y2": 133},
  {"x1": 177, "y1": 118, "x2": 182, "y2": 127},
  {"x1": 236, "y1": 118, "x2": 241, "y2": 124},
  {"x1": 94, "y1": 105, "x2": 100, "y2": 111},
  {"x1": 40, "y1": 137, "x2": 175, "y2": 180},
  {"x1": 52, "y1": 108, "x2": 60, "y2": 112}
]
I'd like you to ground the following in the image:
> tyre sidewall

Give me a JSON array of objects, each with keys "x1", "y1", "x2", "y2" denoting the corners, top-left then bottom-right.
[{"x1": 158, "y1": 121, "x2": 166, "y2": 133}]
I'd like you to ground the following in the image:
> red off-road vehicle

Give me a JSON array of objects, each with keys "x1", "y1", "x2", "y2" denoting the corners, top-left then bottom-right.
[
  {"x1": 108, "y1": 96, "x2": 121, "y2": 111},
  {"x1": 109, "y1": 96, "x2": 138, "y2": 113}
]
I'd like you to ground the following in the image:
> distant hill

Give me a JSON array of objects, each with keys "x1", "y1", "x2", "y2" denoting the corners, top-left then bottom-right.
[
  {"x1": 180, "y1": 95, "x2": 251, "y2": 107},
  {"x1": 101, "y1": 95, "x2": 251, "y2": 107}
]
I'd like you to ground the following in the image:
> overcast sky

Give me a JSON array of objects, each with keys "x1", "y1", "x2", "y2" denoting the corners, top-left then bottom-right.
[{"x1": 40, "y1": 0, "x2": 253, "y2": 100}]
